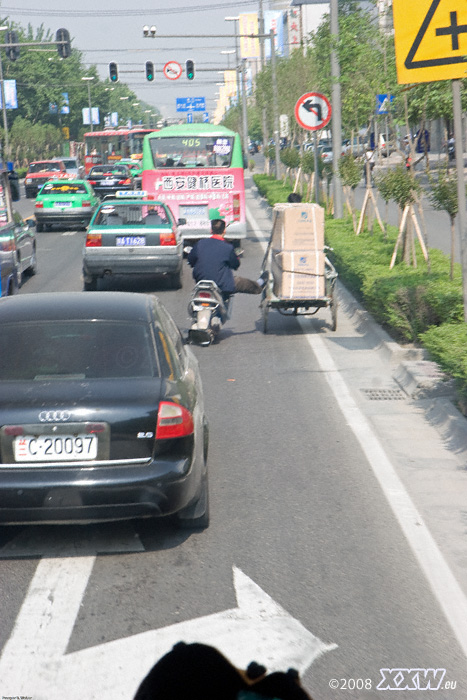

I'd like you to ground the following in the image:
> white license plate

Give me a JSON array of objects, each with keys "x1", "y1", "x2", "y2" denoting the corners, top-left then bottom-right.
[
  {"x1": 54, "y1": 201, "x2": 72, "y2": 208},
  {"x1": 116, "y1": 236, "x2": 146, "y2": 246},
  {"x1": 102, "y1": 178, "x2": 116, "y2": 185},
  {"x1": 14, "y1": 434, "x2": 98, "y2": 462},
  {"x1": 180, "y1": 205, "x2": 207, "y2": 220}
]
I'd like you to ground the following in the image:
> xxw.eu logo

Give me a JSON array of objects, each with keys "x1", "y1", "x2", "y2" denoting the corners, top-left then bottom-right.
[{"x1": 377, "y1": 668, "x2": 447, "y2": 690}]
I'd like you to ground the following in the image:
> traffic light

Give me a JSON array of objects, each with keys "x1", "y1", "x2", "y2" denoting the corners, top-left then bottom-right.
[
  {"x1": 5, "y1": 31, "x2": 20, "y2": 61},
  {"x1": 186, "y1": 59, "x2": 195, "y2": 81},
  {"x1": 145, "y1": 61, "x2": 154, "y2": 81},
  {"x1": 56, "y1": 28, "x2": 71, "y2": 58},
  {"x1": 109, "y1": 62, "x2": 119, "y2": 83}
]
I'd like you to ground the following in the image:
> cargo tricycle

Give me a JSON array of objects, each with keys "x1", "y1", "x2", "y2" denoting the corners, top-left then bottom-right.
[{"x1": 260, "y1": 241, "x2": 338, "y2": 334}]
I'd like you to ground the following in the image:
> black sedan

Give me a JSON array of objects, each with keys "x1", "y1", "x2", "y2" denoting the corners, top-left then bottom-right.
[
  {"x1": 86, "y1": 163, "x2": 135, "y2": 198},
  {"x1": 0, "y1": 292, "x2": 209, "y2": 529}
]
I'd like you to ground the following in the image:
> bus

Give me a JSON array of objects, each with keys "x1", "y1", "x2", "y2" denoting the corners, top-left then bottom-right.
[
  {"x1": 83, "y1": 127, "x2": 158, "y2": 174},
  {"x1": 141, "y1": 124, "x2": 246, "y2": 246}
]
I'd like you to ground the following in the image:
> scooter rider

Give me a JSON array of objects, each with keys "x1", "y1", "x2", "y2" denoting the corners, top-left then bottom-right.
[{"x1": 187, "y1": 214, "x2": 267, "y2": 300}]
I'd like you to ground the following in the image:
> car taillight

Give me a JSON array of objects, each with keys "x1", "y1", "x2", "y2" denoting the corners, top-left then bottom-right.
[
  {"x1": 4, "y1": 426, "x2": 24, "y2": 436},
  {"x1": 85, "y1": 232, "x2": 102, "y2": 247},
  {"x1": 232, "y1": 193, "x2": 240, "y2": 221},
  {"x1": 118, "y1": 178, "x2": 132, "y2": 185},
  {"x1": 82, "y1": 200, "x2": 91, "y2": 207},
  {"x1": 160, "y1": 230, "x2": 177, "y2": 246},
  {"x1": 88, "y1": 180, "x2": 97, "y2": 185},
  {"x1": 156, "y1": 402, "x2": 194, "y2": 439},
  {"x1": 35, "y1": 201, "x2": 44, "y2": 208}
]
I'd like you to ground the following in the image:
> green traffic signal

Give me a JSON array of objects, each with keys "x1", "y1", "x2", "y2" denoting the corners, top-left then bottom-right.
[
  {"x1": 109, "y1": 62, "x2": 119, "y2": 82},
  {"x1": 146, "y1": 61, "x2": 155, "y2": 81},
  {"x1": 186, "y1": 59, "x2": 195, "y2": 81}
]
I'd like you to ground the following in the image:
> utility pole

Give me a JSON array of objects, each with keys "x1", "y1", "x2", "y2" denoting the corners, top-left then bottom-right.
[
  {"x1": 0, "y1": 44, "x2": 10, "y2": 162},
  {"x1": 270, "y1": 29, "x2": 281, "y2": 180},
  {"x1": 330, "y1": 0, "x2": 343, "y2": 218}
]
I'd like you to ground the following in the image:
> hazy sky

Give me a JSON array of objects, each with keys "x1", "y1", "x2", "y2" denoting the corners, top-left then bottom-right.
[{"x1": 1, "y1": 0, "x2": 264, "y2": 119}]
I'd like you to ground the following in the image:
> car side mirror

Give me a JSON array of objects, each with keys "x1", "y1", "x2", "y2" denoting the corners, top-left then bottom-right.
[{"x1": 178, "y1": 218, "x2": 187, "y2": 226}]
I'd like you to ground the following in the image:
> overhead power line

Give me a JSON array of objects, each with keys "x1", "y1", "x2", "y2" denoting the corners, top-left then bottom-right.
[{"x1": 1, "y1": 1, "x2": 257, "y2": 17}]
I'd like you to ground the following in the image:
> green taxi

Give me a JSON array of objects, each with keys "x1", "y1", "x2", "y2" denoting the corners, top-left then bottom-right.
[
  {"x1": 119, "y1": 159, "x2": 143, "y2": 188},
  {"x1": 34, "y1": 179, "x2": 99, "y2": 232},
  {"x1": 82, "y1": 193, "x2": 185, "y2": 291}
]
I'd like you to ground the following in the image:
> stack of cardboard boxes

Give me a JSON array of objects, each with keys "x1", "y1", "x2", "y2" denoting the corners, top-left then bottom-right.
[{"x1": 270, "y1": 202, "x2": 325, "y2": 299}]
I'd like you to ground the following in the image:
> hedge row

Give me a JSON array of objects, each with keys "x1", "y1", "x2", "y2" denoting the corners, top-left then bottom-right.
[{"x1": 253, "y1": 173, "x2": 467, "y2": 397}]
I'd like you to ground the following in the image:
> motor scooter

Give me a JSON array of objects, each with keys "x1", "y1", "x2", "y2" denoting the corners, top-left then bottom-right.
[{"x1": 187, "y1": 280, "x2": 231, "y2": 346}]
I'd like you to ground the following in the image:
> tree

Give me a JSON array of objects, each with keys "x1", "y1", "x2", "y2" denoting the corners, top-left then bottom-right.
[{"x1": 429, "y1": 169, "x2": 459, "y2": 280}]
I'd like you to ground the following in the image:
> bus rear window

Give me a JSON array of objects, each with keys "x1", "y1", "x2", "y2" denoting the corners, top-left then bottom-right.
[{"x1": 149, "y1": 136, "x2": 233, "y2": 168}]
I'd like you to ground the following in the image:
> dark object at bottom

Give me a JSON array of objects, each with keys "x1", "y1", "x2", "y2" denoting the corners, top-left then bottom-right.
[{"x1": 133, "y1": 641, "x2": 314, "y2": 700}]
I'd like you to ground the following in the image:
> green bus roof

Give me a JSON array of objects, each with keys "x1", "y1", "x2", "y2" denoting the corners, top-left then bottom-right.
[{"x1": 145, "y1": 123, "x2": 239, "y2": 139}]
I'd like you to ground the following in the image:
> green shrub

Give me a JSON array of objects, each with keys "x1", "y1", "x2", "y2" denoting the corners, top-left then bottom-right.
[
  {"x1": 325, "y1": 219, "x2": 463, "y2": 341},
  {"x1": 421, "y1": 323, "x2": 467, "y2": 394}
]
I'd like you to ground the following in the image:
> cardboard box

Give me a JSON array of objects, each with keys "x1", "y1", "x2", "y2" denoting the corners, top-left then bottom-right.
[
  {"x1": 271, "y1": 203, "x2": 325, "y2": 251},
  {"x1": 271, "y1": 249, "x2": 325, "y2": 299}
]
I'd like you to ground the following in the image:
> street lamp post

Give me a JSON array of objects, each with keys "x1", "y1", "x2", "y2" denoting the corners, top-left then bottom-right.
[
  {"x1": 330, "y1": 0, "x2": 343, "y2": 218},
  {"x1": 81, "y1": 76, "x2": 94, "y2": 133},
  {"x1": 225, "y1": 17, "x2": 249, "y2": 163}
]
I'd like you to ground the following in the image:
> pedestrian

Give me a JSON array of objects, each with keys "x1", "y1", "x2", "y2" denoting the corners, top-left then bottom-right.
[
  {"x1": 364, "y1": 149, "x2": 375, "y2": 185},
  {"x1": 287, "y1": 192, "x2": 302, "y2": 203}
]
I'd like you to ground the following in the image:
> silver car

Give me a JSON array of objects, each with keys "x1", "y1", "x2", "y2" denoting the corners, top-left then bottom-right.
[{"x1": 53, "y1": 157, "x2": 84, "y2": 179}]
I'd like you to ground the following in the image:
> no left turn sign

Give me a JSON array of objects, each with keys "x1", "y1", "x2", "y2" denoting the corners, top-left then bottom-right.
[
  {"x1": 294, "y1": 92, "x2": 332, "y2": 131},
  {"x1": 163, "y1": 61, "x2": 182, "y2": 80}
]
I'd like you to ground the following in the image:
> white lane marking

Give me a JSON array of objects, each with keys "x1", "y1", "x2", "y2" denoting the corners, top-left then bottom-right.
[
  {"x1": 247, "y1": 201, "x2": 467, "y2": 659},
  {"x1": 0, "y1": 566, "x2": 336, "y2": 699},
  {"x1": 0, "y1": 556, "x2": 96, "y2": 694}
]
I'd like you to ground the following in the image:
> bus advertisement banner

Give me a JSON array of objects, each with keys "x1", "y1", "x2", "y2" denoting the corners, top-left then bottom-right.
[{"x1": 143, "y1": 167, "x2": 245, "y2": 238}]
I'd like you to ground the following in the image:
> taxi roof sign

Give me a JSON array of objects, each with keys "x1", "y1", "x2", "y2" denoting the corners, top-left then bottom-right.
[
  {"x1": 115, "y1": 190, "x2": 147, "y2": 198},
  {"x1": 394, "y1": 0, "x2": 467, "y2": 84}
]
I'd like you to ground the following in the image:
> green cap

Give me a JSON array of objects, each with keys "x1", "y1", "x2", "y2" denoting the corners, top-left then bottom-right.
[{"x1": 208, "y1": 207, "x2": 225, "y2": 221}]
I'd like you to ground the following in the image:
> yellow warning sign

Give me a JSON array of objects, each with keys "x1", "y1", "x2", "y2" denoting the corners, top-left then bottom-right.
[{"x1": 394, "y1": 0, "x2": 467, "y2": 84}]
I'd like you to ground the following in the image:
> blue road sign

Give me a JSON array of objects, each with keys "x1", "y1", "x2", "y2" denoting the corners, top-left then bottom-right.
[
  {"x1": 203, "y1": 112, "x2": 209, "y2": 123},
  {"x1": 187, "y1": 112, "x2": 193, "y2": 123},
  {"x1": 176, "y1": 97, "x2": 206, "y2": 112},
  {"x1": 376, "y1": 94, "x2": 394, "y2": 115}
]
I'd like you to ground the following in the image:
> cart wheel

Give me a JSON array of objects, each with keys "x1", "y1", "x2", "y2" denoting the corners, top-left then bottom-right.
[
  {"x1": 262, "y1": 301, "x2": 269, "y2": 334},
  {"x1": 330, "y1": 289, "x2": 338, "y2": 331}
]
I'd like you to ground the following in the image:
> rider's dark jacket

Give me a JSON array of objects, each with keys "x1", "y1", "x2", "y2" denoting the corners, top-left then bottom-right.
[{"x1": 187, "y1": 234, "x2": 240, "y2": 294}]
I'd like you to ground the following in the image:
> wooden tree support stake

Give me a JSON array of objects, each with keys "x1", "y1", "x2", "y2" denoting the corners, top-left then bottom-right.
[{"x1": 356, "y1": 185, "x2": 385, "y2": 235}]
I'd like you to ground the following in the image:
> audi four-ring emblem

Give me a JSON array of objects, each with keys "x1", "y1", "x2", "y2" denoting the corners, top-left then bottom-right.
[{"x1": 38, "y1": 410, "x2": 72, "y2": 423}]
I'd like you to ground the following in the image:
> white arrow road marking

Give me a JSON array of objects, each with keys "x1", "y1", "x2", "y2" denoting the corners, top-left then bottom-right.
[{"x1": 0, "y1": 565, "x2": 336, "y2": 700}]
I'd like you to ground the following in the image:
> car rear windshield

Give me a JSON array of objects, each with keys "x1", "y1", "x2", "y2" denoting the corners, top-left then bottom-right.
[
  {"x1": 94, "y1": 203, "x2": 170, "y2": 226},
  {"x1": 0, "y1": 321, "x2": 159, "y2": 380},
  {"x1": 149, "y1": 135, "x2": 233, "y2": 168},
  {"x1": 61, "y1": 159, "x2": 78, "y2": 169},
  {"x1": 28, "y1": 162, "x2": 63, "y2": 173},
  {"x1": 41, "y1": 183, "x2": 88, "y2": 194},
  {"x1": 89, "y1": 166, "x2": 128, "y2": 176}
]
